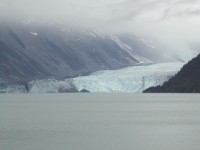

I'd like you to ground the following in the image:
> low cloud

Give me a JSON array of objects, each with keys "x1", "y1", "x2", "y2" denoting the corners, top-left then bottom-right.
[{"x1": 1, "y1": 0, "x2": 200, "y2": 47}]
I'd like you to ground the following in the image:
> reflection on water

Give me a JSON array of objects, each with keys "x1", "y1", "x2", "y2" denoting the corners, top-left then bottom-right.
[{"x1": 0, "y1": 94, "x2": 200, "y2": 150}]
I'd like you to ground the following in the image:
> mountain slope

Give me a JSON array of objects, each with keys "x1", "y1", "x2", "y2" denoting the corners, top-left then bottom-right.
[
  {"x1": 0, "y1": 21, "x2": 138, "y2": 82},
  {"x1": 144, "y1": 54, "x2": 200, "y2": 93},
  {"x1": 0, "y1": 19, "x2": 185, "y2": 83}
]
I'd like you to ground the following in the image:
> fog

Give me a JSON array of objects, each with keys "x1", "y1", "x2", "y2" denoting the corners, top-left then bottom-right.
[{"x1": 1, "y1": 0, "x2": 200, "y2": 52}]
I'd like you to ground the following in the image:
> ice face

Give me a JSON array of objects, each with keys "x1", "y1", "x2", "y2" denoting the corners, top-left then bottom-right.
[
  {"x1": 0, "y1": 62, "x2": 183, "y2": 93},
  {"x1": 72, "y1": 62, "x2": 183, "y2": 93},
  {"x1": 31, "y1": 62, "x2": 184, "y2": 93}
]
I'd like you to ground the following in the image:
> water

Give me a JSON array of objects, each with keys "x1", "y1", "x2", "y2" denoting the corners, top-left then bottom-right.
[{"x1": 0, "y1": 94, "x2": 200, "y2": 150}]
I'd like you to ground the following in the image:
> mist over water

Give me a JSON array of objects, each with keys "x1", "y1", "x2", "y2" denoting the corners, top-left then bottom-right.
[{"x1": 1, "y1": 94, "x2": 200, "y2": 150}]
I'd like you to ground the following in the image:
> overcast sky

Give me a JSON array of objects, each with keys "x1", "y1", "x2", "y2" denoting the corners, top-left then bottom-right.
[{"x1": 1, "y1": 0, "x2": 200, "y2": 44}]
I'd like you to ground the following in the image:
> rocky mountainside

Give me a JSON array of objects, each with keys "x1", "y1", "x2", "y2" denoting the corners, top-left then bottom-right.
[
  {"x1": 0, "y1": 18, "x2": 182, "y2": 83},
  {"x1": 144, "y1": 53, "x2": 200, "y2": 93}
]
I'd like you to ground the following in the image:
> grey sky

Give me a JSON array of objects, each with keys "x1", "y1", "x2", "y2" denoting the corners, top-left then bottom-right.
[{"x1": 1, "y1": 0, "x2": 200, "y2": 43}]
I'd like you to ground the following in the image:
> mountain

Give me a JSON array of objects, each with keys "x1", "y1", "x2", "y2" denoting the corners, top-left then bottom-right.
[
  {"x1": 144, "y1": 54, "x2": 200, "y2": 93},
  {"x1": 0, "y1": 18, "x2": 182, "y2": 83},
  {"x1": 0, "y1": 21, "x2": 135, "y2": 82}
]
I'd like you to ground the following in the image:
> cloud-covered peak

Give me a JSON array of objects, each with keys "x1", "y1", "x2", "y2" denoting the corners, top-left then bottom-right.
[{"x1": 0, "y1": 0, "x2": 200, "y2": 47}]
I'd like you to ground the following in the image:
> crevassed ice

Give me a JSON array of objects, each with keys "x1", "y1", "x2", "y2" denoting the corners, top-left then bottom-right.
[
  {"x1": 1, "y1": 62, "x2": 183, "y2": 93},
  {"x1": 72, "y1": 62, "x2": 183, "y2": 93},
  {"x1": 28, "y1": 62, "x2": 183, "y2": 93}
]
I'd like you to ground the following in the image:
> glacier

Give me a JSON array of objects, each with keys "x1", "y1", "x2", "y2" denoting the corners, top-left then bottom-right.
[
  {"x1": 72, "y1": 62, "x2": 183, "y2": 93},
  {"x1": 0, "y1": 62, "x2": 183, "y2": 93}
]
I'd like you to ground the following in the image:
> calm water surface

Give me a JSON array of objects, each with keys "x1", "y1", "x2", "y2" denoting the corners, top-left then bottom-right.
[{"x1": 0, "y1": 94, "x2": 200, "y2": 150}]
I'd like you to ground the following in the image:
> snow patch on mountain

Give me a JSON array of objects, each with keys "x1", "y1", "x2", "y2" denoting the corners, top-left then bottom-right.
[
  {"x1": 133, "y1": 55, "x2": 153, "y2": 64},
  {"x1": 92, "y1": 30, "x2": 106, "y2": 39},
  {"x1": 110, "y1": 36, "x2": 153, "y2": 64},
  {"x1": 89, "y1": 33, "x2": 97, "y2": 38},
  {"x1": 30, "y1": 32, "x2": 38, "y2": 36},
  {"x1": 111, "y1": 36, "x2": 132, "y2": 51}
]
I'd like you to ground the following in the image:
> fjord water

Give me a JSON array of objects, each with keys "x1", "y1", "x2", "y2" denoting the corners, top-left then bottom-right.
[{"x1": 0, "y1": 94, "x2": 200, "y2": 150}]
